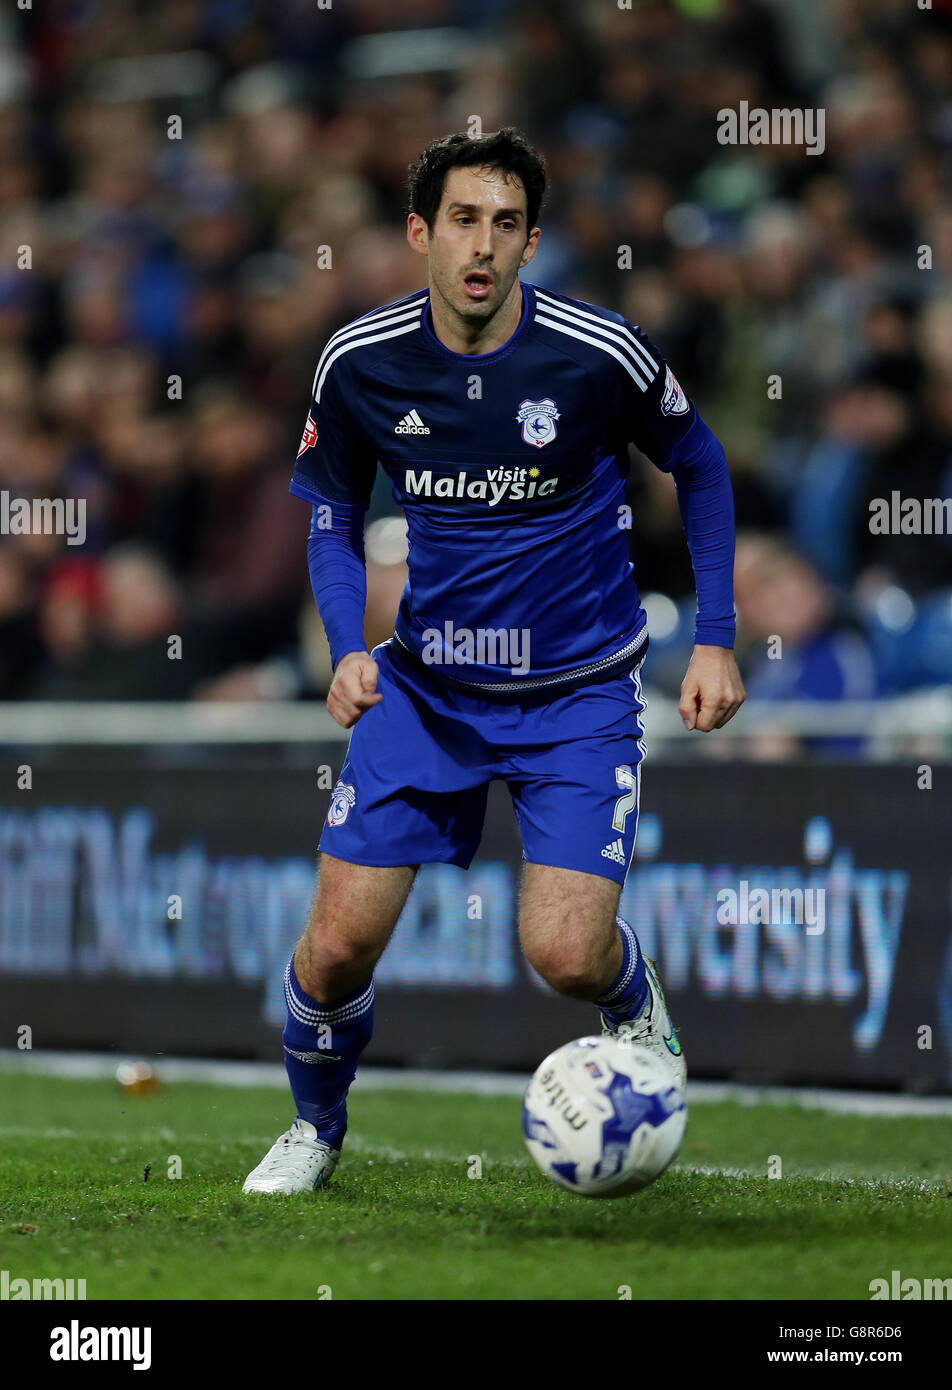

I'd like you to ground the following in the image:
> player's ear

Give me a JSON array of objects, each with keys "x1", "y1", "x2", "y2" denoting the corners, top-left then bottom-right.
[
  {"x1": 519, "y1": 226, "x2": 541, "y2": 268},
  {"x1": 407, "y1": 213, "x2": 429, "y2": 257}
]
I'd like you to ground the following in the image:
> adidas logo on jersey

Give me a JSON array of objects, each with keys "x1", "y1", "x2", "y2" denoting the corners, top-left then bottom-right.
[
  {"x1": 601, "y1": 838, "x2": 627, "y2": 865},
  {"x1": 395, "y1": 409, "x2": 430, "y2": 435}
]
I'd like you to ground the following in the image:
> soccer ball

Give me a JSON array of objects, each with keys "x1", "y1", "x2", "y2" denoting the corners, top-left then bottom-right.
[{"x1": 522, "y1": 1036, "x2": 686, "y2": 1197}]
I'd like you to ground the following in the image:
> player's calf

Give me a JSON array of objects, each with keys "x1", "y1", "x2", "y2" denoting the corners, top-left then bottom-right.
[
  {"x1": 598, "y1": 919, "x2": 686, "y2": 1093},
  {"x1": 242, "y1": 856, "x2": 416, "y2": 1196},
  {"x1": 521, "y1": 874, "x2": 686, "y2": 1093}
]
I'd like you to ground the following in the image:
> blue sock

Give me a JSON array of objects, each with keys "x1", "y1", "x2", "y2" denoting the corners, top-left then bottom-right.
[
  {"x1": 282, "y1": 957, "x2": 374, "y2": 1149},
  {"x1": 595, "y1": 916, "x2": 648, "y2": 1027}
]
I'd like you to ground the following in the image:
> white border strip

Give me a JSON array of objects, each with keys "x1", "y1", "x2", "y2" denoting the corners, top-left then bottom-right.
[
  {"x1": 1, "y1": 1051, "x2": 950, "y2": 1114},
  {"x1": 1, "y1": 690, "x2": 951, "y2": 743}
]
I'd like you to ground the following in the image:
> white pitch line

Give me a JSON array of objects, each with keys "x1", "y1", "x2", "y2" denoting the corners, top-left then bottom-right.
[
  {"x1": 1, "y1": 1051, "x2": 951, "y2": 1117},
  {"x1": 0, "y1": 1129, "x2": 942, "y2": 1189},
  {"x1": 0, "y1": 1125, "x2": 528, "y2": 1167},
  {"x1": 671, "y1": 1165, "x2": 952, "y2": 1192},
  {"x1": 685, "y1": 1081, "x2": 952, "y2": 1118},
  {"x1": 0, "y1": 1126, "x2": 279, "y2": 1147},
  {"x1": 0, "y1": 1050, "x2": 530, "y2": 1095}
]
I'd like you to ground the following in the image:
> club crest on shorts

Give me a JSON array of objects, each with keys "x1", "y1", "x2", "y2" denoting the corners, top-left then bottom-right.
[
  {"x1": 327, "y1": 780, "x2": 356, "y2": 826},
  {"x1": 516, "y1": 398, "x2": 560, "y2": 448},
  {"x1": 660, "y1": 365, "x2": 689, "y2": 416},
  {"x1": 297, "y1": 413, "x2": 318, "y2": 458}
]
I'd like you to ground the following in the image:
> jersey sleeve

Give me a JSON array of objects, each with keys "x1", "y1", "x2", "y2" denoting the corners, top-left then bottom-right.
[
  {"x1": 613, "y1": 319, "x2": 697, "y2": 469},
  {"x1": 613, "y1": 317, "x2": 737, "y2": 648},
  {"x1": 306, "y1": 502, "x2": 368, "y2": 671},
  {"x1": 289, "y1": 350, "x2": 378, "y2": 507}
]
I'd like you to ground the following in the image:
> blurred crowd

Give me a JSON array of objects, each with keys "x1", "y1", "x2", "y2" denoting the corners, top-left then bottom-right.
[{"x1": 1, "y1": 0, "x2": 952, "y2": 708}]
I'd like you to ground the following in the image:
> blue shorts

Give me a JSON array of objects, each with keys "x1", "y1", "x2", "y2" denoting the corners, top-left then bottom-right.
[{"x1": 319, "y1": 639, "x2": 648, "y2": 885}]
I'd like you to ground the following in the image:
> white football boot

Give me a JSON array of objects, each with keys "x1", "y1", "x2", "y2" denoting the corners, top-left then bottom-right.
[
  {"x1": 601, "y1": 956, "x2": 687, "y2": 1093},
  {"x1": 242, "y1": 1117, "x2": 340, "y2": 1194}
]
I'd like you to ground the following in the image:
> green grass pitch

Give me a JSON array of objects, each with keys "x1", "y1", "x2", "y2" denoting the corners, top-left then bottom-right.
[{"x1": 1, "y1": 1073, "x2": 950, "y2": 1300}]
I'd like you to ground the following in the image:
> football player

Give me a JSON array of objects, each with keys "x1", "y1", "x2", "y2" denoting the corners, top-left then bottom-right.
[{"x1": 244, "y1": 129, "x2": 744, "y2": 1194}]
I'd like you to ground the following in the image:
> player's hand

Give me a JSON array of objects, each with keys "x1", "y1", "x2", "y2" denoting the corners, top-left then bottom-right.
[
  {"x1": 327, "y1": 650, "x2": 383, "y2": 729},
  {"x1": 679, "y1": 645, "x2": 745, "y2": 732}
]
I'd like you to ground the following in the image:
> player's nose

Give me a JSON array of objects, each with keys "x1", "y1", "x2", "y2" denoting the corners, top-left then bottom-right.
[{"x1": 471, "y1": 224, "x2": 494, "y2": 259}]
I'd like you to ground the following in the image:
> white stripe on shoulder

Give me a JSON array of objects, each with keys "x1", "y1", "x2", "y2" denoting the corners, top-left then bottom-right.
[
  {"x1": 340, "y1": 290, "x2": 427, "y2": 334},
  {"x1": 534, "y1": 289, "x2": 658, "y2": 377},
  {"x1": 325, "y1": 298, "x2": 425, "y2": 355},
  {"x1": 343, "y1": 296, "x2": 428, "y2": 340},
  {"x1": 534, "y1": 289, "x2": 659, "y2": 378},
  {"x1": 535, "y1": 313, "x2": 654, "y2": 392},
  {"x1": 313, "y1": 317, "x2": 422, "y2": 402},
  {"x1": 353, "y1": 289, "x2": 428, "y2": 324}
]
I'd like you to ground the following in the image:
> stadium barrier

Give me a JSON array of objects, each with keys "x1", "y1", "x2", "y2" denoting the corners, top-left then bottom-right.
[
  {"x1": 0, "y1": 689, "x2": 951, "y2": 743},
  {"x1": 1, "y1": 698, "x2": 949, "y2": 1090}
]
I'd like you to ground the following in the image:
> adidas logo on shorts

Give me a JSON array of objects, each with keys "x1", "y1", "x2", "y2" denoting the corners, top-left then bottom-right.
[
  {"x1": 601, "y1": 838, "x2": 627, "y2": 865},
  {"x1": 394, "y1": 409, "x2": 430, "y2": 435}
]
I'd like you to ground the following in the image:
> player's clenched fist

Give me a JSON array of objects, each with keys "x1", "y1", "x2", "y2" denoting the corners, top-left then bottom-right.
[
  {"x1": 679, "y1": 644, "x2": 746, "y2": 733},
  {"x1": 327, "y1": 650, "x2": 383, "y2": 729}
]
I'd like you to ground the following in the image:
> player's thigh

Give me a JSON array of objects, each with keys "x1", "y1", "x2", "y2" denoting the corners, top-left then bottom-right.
[
  {"x1": 518, "y1": 861, "x2": 621, "y2": 978},
  {"x1": 305, "y1": 852, "x2": 419, "y2": 963},
  {"x1": 506, "y1": 663, "x2": 647, "y2": 885}
]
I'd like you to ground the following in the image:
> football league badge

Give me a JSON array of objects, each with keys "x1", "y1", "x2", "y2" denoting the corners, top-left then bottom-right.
[
  {"x1": 660, "y1": 366, "x2": 689, "y2": 416},
  {"x1": 516, "y1": 398, "x2": 560, "y2": 448},
  {"x1": 297, "y1": 413, "x2": 318, "y2": 458}
]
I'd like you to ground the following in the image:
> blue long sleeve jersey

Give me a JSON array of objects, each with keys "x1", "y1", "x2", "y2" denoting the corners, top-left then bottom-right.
[{"x1": 292, "y1": 282, "x2": 736, "y2": 697}]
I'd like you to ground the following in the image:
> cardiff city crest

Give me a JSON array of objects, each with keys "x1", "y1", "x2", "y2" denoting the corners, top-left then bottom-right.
[
  {"x1": 326, "y1": 781, "x2": 356, "y2": 827},
  {"x1": 516, "y1": 398, "x2": 560, "y2": 448}
]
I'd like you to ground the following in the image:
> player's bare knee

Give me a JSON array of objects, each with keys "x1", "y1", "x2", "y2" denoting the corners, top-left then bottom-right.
[
  {"x1": 294, "y1": 932, "x2": 374, "y2": 1001},
  {"x1": 529, "y1": 945, "x2": 605, "y2": 999}
]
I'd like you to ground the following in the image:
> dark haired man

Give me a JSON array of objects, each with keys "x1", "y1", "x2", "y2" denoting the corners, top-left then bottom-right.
[{"x1": 244, "y1": 129, "x2": 744, "y2": 1194}]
